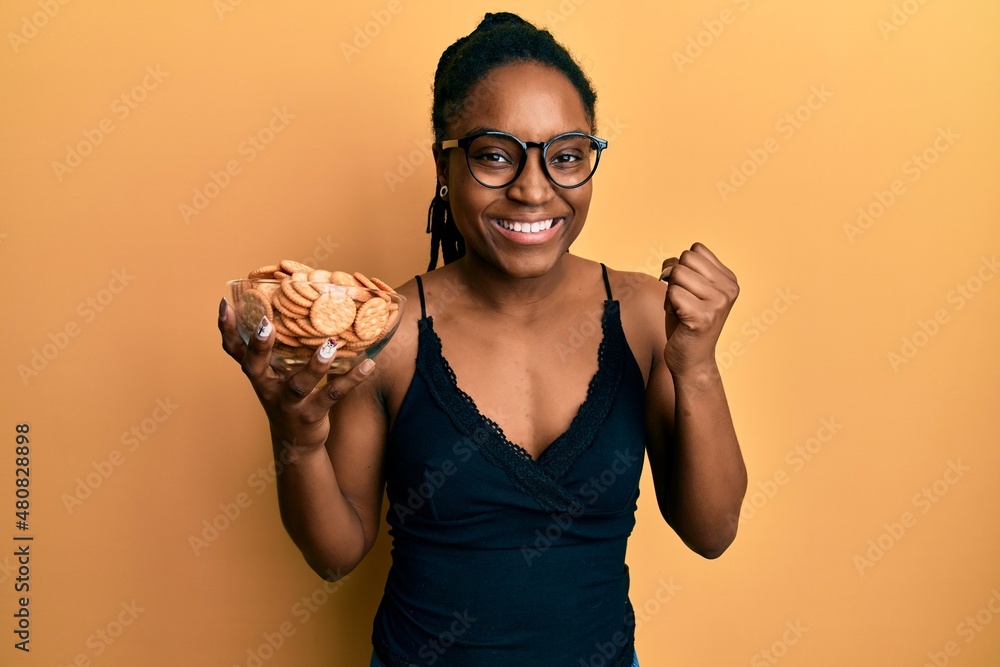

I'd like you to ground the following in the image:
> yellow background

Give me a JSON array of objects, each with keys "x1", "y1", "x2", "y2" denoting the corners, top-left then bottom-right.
[{"x1": 2, "y1": 0, "x2": 999, "y2": 665}]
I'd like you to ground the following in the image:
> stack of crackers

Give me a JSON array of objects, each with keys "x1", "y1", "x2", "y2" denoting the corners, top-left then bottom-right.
[{"x1": 237, "y1": 259, "x2": 400, "y2": 359}]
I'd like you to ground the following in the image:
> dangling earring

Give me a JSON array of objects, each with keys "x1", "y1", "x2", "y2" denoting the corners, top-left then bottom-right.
[{"x1": 439, "y1": 185, "x2": 448, "y2": 199}]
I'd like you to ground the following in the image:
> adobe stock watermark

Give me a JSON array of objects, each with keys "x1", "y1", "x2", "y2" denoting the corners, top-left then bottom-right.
[
  {"x1": 551, "y1": 245, "x2": 663, "y2": 363},
  {"x1": 54, "y1": 600, "x2": 144, "y2": 667},
  {"x1": 187, "y1": 446, "x2": 292, "y2": 556},
  {"x1": 853, "y1": 459, "x2": 970, "y2": 576},
  {"x1": 416, "y1": 610, "x2": 477, "y2": 665},
  {"x1": 877, "y1": 0, "x2": 933, "y2": 40},
  {"x1": 17, "y1": 268, "x2": 136, "y2": 386},
  {"x1": 921, "y1": 587, "x2": 1000, "y2": 667},
  {"x1": 0, "y1": 555, "x2": 18, "y2": 585},
  {"x1": 61, "y1": 398, "x2": 180, "y2": 514},
  {"x1": 578, "y1": 579, "x2": 682, "y2": 667},
  {"x1": 716, "y1": 287, "x2": 800, "y2": 372},
  {"x1": 51, "y1": 65, "x2": 170, "y2": 183},
  {"x1": 297, "y1": 234, "x2": 341, "y2": 269},
  {"x1": 672, "y1": 0, "x2": 758, "y2": 72},
  {"x1": 340, "y1": 0, "x2": 403, "y2": 62},
  {"x1": 540, "y1": 0, "x2": 590, "y2": 30},
  {"x1": 734, "y1": 417, "x2": 843, "y2": 528},
  {"x1": 179, "y1": 106, "x2": 295, "y2": 223},
  {"x1": 632, "y1": 578, "x2": 682, "y2": 634},
  {"x1": 8, "y1": 0, "x2": 71, "y2": 54},
  {"x1": 750, "y1": 620, "x2": 809, "y2": 667},
  {"x1": 213, "y1": 0, "x2": 249, "y2": 21},
  {"x1": 844, "y1": 127, "x2": 959, "y2": 243},
  {"x1": 887, "y1": 254, "x2": 997, "y2": 372},
  {"x1": 716, "y1": 85, "x2": 833, "y2": 201},
  {"x1": 232, "y1": 571, "x2": 351, "y2": 667},
  {"x1": 521, "y1": 449, "x2": 640, "y2": 567}
]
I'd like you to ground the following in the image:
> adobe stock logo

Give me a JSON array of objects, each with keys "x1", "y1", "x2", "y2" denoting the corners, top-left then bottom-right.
[
  {"x1": 844, "y1": 127, "x2": 959, "y2": 243},
  {"x1": 886, "y1": 254, "x2": 997, "y2": 372},
  {"x1": 339, "y1": 0, "x2": 403, "y2": 62},
  {"x1": 7, "y1": 0, "x2": 71, "y2": 54},
  {"x1": 51, "y1": 66, "x2": 170, "y2": 182},
  {"x1": 853, "y1": 459, "x2": 970, "y2": 576},
  {"x1": 715, "y1": 86, "x2": 833, "y2": 201}
]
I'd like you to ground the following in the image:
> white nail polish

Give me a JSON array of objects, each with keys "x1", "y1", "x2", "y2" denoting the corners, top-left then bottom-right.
[
  {"x1": 318, "y1": 338, "x2": 338, "y2": 359},
  {"x1": 256, "y1": 316, "x2": 272, "y2": 340}
]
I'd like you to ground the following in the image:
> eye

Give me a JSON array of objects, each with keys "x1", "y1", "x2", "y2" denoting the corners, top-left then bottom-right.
[
  {"x1": 550, "y1": 152, "x2": 582, "y2": 165},
  {"x1": 548, "y1": 136, "x2": 592, "y2": 169},
  {"x1": 473, "y1": 150, "x2": 514, "y2": 165}
]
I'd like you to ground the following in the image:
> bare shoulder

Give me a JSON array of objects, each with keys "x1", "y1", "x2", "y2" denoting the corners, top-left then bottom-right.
[
  {"x1": 366, "y1": 275, "x2": 423, "y2": 410},
  {"x1": 604, "y1": 266, "x2": 667, "y2": 381}
]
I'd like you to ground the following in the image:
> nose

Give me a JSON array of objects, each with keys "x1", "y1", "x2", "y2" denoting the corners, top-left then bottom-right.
[{"x1": 505, "y1": 146, "x2": 555, "y2": 205}]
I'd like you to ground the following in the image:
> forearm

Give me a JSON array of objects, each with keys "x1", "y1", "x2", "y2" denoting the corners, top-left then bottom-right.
[
  {"x1": 664, "y1": 362, "x2": 747, "y2": 558},
  {"x1": 270, "y1": 432, "x2": 367, "y2": 579}
]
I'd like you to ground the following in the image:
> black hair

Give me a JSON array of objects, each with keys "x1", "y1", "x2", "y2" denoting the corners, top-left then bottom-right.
[{"x1": 426, "y1": 12, "x2": 598, "y2": 271}]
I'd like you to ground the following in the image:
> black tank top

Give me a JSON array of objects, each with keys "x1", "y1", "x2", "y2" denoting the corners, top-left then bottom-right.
[{"x1": 373, "y1": 265, "x2": 646, "y2": 667}]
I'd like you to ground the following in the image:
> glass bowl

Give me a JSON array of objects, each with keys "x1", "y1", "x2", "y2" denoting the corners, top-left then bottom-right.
[{"x1": 226, "y1": 278, "x2": 405, "y2": 374}]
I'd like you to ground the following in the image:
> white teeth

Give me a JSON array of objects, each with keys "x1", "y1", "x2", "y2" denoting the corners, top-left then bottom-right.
[{"x1": 497, "y1": 218, "x2": 555, "y2": 233}]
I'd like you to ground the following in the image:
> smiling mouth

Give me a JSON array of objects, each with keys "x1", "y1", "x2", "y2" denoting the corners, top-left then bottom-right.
[{"x1": 492, "y1": 218, "x2": 559, "y2": 234}]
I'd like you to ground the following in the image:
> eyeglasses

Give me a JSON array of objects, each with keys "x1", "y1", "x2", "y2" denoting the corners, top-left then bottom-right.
[{"x1": 436, "y1": 130, "x2": 608, "y2": 189}]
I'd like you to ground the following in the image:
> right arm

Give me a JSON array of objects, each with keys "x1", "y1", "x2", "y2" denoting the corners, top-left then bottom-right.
[{"x1": 218, "y1": 301, "x2": 389, "y2": 580}]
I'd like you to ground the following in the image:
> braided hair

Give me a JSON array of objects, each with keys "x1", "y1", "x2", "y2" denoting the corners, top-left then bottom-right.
[{"x1": 426, "y1": 12, "x2": 598, "y2": 271}]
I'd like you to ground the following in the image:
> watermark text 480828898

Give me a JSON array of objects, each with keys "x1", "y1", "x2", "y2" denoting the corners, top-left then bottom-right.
[{"x1": 13, "y1": 423, "x2": 33, "y2": 653}]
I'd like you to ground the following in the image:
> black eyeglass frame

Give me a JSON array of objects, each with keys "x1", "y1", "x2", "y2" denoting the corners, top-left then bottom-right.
[{"x1": 435, "y1": 130, "x2": 609, "y2": 190}]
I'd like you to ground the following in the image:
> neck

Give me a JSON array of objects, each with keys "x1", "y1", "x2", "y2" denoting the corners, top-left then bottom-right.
[{"x1": 452, "y1": 252, "x2": 574, "y2": 317}]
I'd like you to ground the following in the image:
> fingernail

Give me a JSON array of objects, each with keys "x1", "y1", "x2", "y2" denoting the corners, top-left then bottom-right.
[
  {"x1": 359, "y1": 359, "x2": 375, "y2": 375},
  {"x1": 256, "y1": 316, "x2": 272, "y2": 340},
  {"x1": 318, "y1": 338, "x2": 338, "y2": 360},
  {"x1": 219, "y1": 297, "x2": 228, "y2": 320}
]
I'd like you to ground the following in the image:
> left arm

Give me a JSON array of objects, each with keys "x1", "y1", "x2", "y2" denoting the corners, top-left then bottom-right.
[{"x1": 641, "y1": 243, "x2": 747, "y2": 558}]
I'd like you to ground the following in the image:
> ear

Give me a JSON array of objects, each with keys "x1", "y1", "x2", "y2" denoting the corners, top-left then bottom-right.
[{"x1": 432, "y1": 144, "x2": 449, "y2": 192}]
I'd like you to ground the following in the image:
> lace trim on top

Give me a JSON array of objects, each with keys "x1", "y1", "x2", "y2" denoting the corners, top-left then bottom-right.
[{"x1": 416, "y1": 299, "x2": 625, "y2": 513}]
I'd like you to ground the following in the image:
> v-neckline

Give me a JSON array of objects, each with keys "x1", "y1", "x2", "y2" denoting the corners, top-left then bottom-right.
[
  {"x1": 432, "y1": 312, "x2": 606, "y2": 463},
  {"x1": 415, "y1": 299, "x2": 626, "y2": 511}
]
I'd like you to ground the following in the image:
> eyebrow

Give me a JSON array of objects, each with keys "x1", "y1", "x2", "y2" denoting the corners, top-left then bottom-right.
[{"x1": 460, "y1": 126, "x2": 592, "y2": 139}]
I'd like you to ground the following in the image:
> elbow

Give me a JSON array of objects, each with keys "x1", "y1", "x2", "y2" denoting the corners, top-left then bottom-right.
[
  {"x1": 688, "y1": 529, "x2": 738, "y2": 559},
  {"x1": 306, "y1": 556, "x2": 359, "y2": 582},
  {"x1": 673, "y1": 515, "x2": 740, "y2": 560},
  {"x1": 693, "y1": 539, "x2": 733, "y2": 560},
  {"x1": 300, "y1": 539, "x2": 367, "y2": 582}
]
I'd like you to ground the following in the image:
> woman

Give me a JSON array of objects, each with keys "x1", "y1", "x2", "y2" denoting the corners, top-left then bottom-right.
[{"x1": 219, "y1": 12, "x2": 747, "y2": 667}]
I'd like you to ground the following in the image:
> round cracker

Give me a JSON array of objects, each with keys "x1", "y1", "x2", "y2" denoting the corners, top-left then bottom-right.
[
  {"x1": 298, "y1": 336, "x2": 333, "y2": 348},
  {"x1": 238, "y1": 288, "x2": 273, "y2": 334},
  {"x1": 310, "y1": 290, "x2": 357, "y2": 336},
  {"x1": 254, "y1": 281, "x2": 281, "y2": 299},
  {"x1": 309, "y1": 269, "x2": 332, "y2": 283},
  {"x1": 295, "y1": 317, "x2": 325, "y2": 337},
  {"x1": 329, "y1": 271, "x2": 362, "y2": 287},
  {"x1": 355, "y1": 271, "x2": 390, "y2": 302},
  {"x1": 273, "y1": 331, "x2": 302, "y2": 347},
  {"x1": 369, "y1": 276, "x2": 396, "y2": 295},
  {"x1": 248, "y1": 264, "x2": 281, "y2": 279},
  {"x1": 290, "y1": 272, "x2": 322, "y2": 301},
  {"x1": 337, "y1": 327, "x2": 361, "y2": 343},
  {"x1": 272, "y1": 291, "x2": 311, "y2": 318},
  {"x1": 281, "y1": 279, "x2": 314, "y2": 308},
  {"x1": 341, "y1": 337, "x2": 376, "y2": 351},
  {"x1": 270, "y1": 312, "x2": 297, "y2": 337},
  {"x1": 282, "y1": 317, "x2": 311, "y2": 337},
  {"x1": 280, "y1": 259, "x2": 314, "y2": 275},
  {"x1": 353, "y1": 297, "x2": 390, "y2": 341}
]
